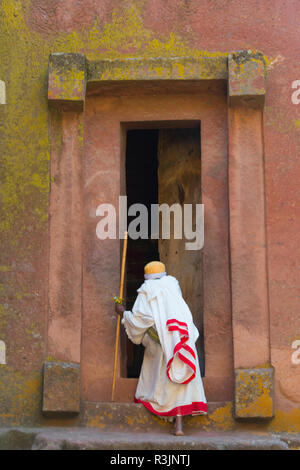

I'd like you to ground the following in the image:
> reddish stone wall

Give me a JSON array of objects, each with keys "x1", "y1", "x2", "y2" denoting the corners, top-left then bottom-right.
[{"x1": 0, "y1": 0, "x2": 299, "y2": 429}]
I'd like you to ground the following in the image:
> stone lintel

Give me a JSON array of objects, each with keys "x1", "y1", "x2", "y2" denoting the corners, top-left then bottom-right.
[
  {"x1": 47, "y1": 52, "x2": 268, "y2": 103},
  {"x1": 87, "y1": 56, "x2": 228, "y2": 83},
  {"x1": 228, "y1": 50, "x2": 266, "y2": 108},
  {"x1": 234, "y1": 367, "x2": 274, "y2": 419},
  {"x1": 42, "y1": 361, "x2": 80, "y2": 414},
  {"x1": 48, "y1": 53, "x2": 87, "y2": 110}
]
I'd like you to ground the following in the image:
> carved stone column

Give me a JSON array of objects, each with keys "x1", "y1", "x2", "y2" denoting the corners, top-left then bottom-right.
[
  {"x1": 43, "y1": 53, "x2": 86, "y2": 414},
  {"x1": 228, "y1": 51, "x2": 274, "y2": 418}
]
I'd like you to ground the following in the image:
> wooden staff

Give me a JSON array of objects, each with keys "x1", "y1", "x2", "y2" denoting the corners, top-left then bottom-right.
[{"x1": 111, "y1": 231, "x2": 128, "y2": 402}]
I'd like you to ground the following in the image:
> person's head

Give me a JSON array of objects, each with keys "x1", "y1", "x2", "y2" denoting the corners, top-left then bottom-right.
[{"x1": 144, "y1": 261, "x2": 166, "y2": 280}]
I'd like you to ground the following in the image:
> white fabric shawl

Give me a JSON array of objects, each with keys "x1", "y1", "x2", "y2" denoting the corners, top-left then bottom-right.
[
  {"x1": 122, "y1": 275, "x2": 207, "y2": 416},
  {"x1": 136, "y1": 275, "x2": 199, "y2": 385}
]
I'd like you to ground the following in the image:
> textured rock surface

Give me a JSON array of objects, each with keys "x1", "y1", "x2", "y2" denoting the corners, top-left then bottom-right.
[
  {"x1": 0, "y1": 427, "x2": 296, "y2": 450},
  {"x1": 234, "y1": 368, "x2": 274, "y2": 418},
  {"x1": 228, "y1": 51, "x2": 266, "y2": 107},
  {"x1": 81, "y1": 402, "x2": 235, "y2": 432},
  {"x1": 42, "y1": 362, "x2": 80, "y2": 413},
  {"x1": 0, "y1": 0, "x2": 300, "y2": 431},
  {"x1": 48, "y1": 53, "x2": 87, "y2": 109}
]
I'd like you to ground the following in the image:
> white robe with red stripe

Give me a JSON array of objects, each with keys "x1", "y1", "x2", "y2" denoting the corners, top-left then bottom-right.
[{"x1": 122, "y1": 275, "x2": 207, "y2": 417}]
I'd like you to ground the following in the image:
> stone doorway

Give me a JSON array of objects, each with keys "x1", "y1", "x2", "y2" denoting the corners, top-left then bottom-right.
[{"x1": 45, "y1": 51, "x2": 271, "y2": 415}]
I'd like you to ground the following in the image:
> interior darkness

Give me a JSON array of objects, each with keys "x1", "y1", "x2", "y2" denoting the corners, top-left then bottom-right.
[{"x1": 125, "y1": 129, "x2": 159, "y2": 378}]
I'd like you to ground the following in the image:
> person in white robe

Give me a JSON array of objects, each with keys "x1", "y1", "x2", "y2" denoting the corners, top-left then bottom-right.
[{"x1": 115, "y1": 261, "x2": 207, "y2": 435}]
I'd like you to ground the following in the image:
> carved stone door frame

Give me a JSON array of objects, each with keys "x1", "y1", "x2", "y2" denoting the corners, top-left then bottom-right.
[{"x1": 43, "y1": 51, "x2": 273, "y2": 420}]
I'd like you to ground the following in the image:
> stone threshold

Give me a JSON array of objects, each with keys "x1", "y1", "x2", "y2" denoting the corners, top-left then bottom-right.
[
  {"x1": 80, "y1": 401, "x2": 230, "y2": 431},
  {"x1": 0, "y1": 427, "x2": 299, "y2": 450}
]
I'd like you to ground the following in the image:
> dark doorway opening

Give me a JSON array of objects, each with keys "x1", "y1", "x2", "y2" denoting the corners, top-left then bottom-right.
[
  {"x1": 125, "y1": 124, "x2": 204, "y2": 379},
  {"x1": 125, "y1": 129, "x2": 159, "y2": 378}
]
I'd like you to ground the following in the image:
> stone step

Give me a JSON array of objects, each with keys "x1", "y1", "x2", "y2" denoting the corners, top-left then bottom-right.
[
  {"x1": 80, "y1": 401, "x2": 234, "y2": 432},
  {"x1": 0, "y1": 427, "x2": 297, "y2": 450}
]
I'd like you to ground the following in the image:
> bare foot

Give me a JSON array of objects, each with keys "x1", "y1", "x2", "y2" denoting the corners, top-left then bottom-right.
[{"x1": 173, "y1": 415, "x2": 184, "y2": 436}]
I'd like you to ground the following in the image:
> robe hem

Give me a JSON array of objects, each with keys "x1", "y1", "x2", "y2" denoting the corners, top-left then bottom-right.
[{"x1": 134, "y1": 397, "x2": 207, "y2": 417}]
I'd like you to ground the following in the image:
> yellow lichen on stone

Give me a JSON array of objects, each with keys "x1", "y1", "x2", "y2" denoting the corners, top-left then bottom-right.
[
  {"x1": 0, "y1": 367, "x2": 42, "y2": 426},
  {"x1": 85, "y1": 415, "x2": 106, "y2": 429},
  {"x1": 294, "y1": 120, "x2": 300, "y2": 129},
  {"x1": 235, "y1": 368, "x2": 274, "y2": 419},
  {"x1": 185, "y1": 402, "x2": 235, "y2": 431},
  {"x1": 0, "y1": 0, "x2": 261, "y2": 253},
  {"x1": 208, "y1": 403, "x2": 235, "y2": 430},
  {"x1": 239, "y1": 389, "x2": 273, "y2": 418},
  {"x1": 269, "y1": 408, "x2": 300, "y2": 433},
  {"x1": 0, "y1": 2, "x2": 50, "y2": 250}
]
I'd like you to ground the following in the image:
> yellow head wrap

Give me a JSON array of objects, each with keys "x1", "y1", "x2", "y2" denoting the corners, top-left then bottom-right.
[{"x1": 144, "y1": 261, "x2": 166, "y2": 279}]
